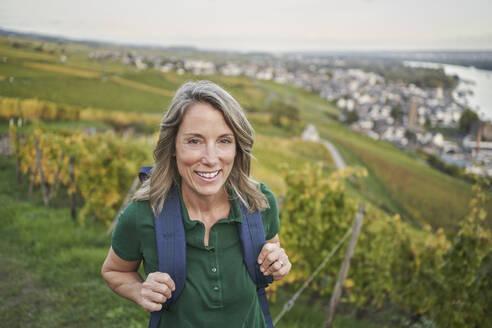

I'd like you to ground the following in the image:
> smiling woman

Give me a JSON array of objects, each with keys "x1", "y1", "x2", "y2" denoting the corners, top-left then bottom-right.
[{"x1": 101, "y1": 80, "x2": 292, "y2": 328}]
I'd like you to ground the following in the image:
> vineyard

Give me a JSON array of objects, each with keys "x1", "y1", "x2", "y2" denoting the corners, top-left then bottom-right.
[
  {"x1": 278, "y1": 164, "x2": 492, "y2": 328},
  {"x1": 1, "y1": 35, "x2": 492, "y2": 328},
  {"x1": 9, "y1": 125, "x2": 151, "y2": 225}
]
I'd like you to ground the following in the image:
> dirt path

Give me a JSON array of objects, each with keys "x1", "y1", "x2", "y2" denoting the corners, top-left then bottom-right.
[{"x1": 321, "y1": 139, "x2": 347, "y2": 170}]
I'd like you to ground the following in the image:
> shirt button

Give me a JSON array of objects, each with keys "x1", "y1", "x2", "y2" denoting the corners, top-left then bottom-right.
[
  {"x1": 211, "y1": 267, "x2": 217, "y2": 273},
  {"x1": 213, "y1": 286, "x2": 220, "y2": 291}
]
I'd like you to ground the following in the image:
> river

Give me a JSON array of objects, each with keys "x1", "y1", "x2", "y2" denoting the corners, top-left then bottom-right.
[{"x1": 404, "y1": 61, "x2": 492, "y2": 122}]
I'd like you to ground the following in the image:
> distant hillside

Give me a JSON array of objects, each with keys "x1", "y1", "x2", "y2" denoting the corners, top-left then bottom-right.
[{"x1": 0, "y1": 27, "x2": 200, "y2": 52}]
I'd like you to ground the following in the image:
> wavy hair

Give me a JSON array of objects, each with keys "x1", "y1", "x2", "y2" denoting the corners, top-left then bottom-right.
[{"x1": 132, "y1": 80, "x2": 269, "y2": 214}]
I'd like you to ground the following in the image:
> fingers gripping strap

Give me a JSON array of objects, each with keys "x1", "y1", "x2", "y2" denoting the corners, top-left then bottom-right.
[{"x1": 149, "y1": 186, "x2": 186, "y2": 328}]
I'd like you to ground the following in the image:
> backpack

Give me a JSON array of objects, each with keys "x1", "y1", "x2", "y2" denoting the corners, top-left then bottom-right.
[{"x1": 138, "y1": 166, "x2": 274, "y2": 328}]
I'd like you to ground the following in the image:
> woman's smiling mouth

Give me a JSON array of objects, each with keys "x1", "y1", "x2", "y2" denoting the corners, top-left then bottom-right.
[{"x1": 195, "y1": 170, "x2": 221, "y2": 179}]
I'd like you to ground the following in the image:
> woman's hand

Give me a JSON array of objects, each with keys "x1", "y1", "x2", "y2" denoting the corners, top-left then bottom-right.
[
  {"x1": 257, "y1": 235, "x2": 291, "y2": 281},
  {"x1": 101, "y1": 247, "x2": 176, "y2": 313},
  {"x1": 139, "y1": 272, "x2": 176, "y2": 312}
]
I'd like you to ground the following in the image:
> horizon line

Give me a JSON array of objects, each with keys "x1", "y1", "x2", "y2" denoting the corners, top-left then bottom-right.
[{"x1": 2, "y1": 26, "x2": 492, "y2": 55}]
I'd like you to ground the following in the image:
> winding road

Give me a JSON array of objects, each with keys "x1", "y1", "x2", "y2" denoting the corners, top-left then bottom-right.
[{"x1": 321, "y1": 139, "x2": 346, "y2": 170}]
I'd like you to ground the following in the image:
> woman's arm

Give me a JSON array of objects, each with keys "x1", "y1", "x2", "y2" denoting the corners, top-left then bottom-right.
[
  {"x1": 101, "y1": 247, "x2": 175, "y2": 312},
  {"x1": 101, "y1": 247, "x2": 144, "y2": 304}
]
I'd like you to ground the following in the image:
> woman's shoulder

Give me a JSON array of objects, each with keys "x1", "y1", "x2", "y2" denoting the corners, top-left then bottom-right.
[
  {"x1": 256, "y1": 182, "x2": 279, "y2": 240},
  {"x1": 112, "y1": 200, "x2": 153, "y2": 261},
  {"x1": 258, "y1": 182, "x2": 277, "y2": 210},
  {"x1": 258, "y1": 182, "x2": 274, "y2": 197},
  {"x1": 122, "y1": 199, "x2": 152, "y2": 215},
  {"x1": 116, "y1": 200, "x2": 153, "y2": 227}
]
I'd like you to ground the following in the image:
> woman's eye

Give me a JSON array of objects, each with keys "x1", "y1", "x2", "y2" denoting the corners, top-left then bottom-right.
[
  {"x1": 220, "y1": 138, "x2": 233, "y2": 144},
  {"x1": 188, "y1": 139, "x2": 200, "y2": 144}
]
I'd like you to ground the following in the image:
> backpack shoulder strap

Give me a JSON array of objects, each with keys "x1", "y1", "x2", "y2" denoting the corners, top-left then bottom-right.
[
  {"x1": 238, "y1": 204, "x2": 274, "y2": 328},
  {"x1": 139, "y1": 166, "x2": 153, "y2": 183},
  {"x1": 148, "y1": 185, "x2": 186, "y2": 328},
  {"x1": 238, "y1": 205, "x2": 273, "y2": 288}
]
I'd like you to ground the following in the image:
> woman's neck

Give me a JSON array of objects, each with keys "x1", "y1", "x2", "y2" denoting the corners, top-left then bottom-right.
[
  {"x1": 180, "y1": 185, "x2": 229, "y2": 220},
  {"x1": 180, "y1": 184, "x2": 231, "y2": 247}
]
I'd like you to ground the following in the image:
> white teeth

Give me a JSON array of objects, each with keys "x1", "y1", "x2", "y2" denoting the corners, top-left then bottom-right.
[{"x1": 196, "y1": 170, "x2": 219, "y2": 179}]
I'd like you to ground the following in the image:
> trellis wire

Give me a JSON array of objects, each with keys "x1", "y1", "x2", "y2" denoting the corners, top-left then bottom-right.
[{"x1": 273, "y1": 225, "x2": 353, "y2": 326}]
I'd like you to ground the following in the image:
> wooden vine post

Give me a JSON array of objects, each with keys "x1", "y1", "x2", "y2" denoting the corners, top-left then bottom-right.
[
  {"x1": 324, "y1": 203, "x2": 365, "y2": 328},
  {"x1": 13, "y1": 126, "x2": 22, "y2": 184},
  {"x1": 47, "y1": 151, "x2": 65, "y2": 202},
  {"x1": 28, "y1": 166, "x2": 36, "y2": 198},
  {"x1": 33, "y1": 136, "x2": 49, "y2": 207},
  {"x1": 69, "y1": 155, "x2": 76, "y2": 222},
  {"x1": 32, "y1": 135, "x2": 65, "y2": 206}
]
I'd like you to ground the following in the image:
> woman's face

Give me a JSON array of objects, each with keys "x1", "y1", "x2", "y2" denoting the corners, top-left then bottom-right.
[{"x1": 175, "y1": 102, "x2": 236, "y2": 200}]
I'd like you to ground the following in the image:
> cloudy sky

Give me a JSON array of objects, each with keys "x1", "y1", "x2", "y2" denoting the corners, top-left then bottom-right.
[{"x1": 0, "y1": 0, "x2": 491, "y2": 52}]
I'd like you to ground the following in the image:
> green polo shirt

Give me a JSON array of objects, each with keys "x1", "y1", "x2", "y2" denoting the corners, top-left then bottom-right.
[{"x1": 111, "y1": 183, "x2": 279, "y2": 328}]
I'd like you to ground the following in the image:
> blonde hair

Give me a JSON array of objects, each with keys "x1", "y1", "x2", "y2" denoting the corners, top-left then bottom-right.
[{"x1": 132, "y1": 80, "x2": 269, "y2": 214}]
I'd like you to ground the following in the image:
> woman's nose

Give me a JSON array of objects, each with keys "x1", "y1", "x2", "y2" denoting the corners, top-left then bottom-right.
[{"x1": 201, "y1": 143, "x2": 219, "y2": 165}]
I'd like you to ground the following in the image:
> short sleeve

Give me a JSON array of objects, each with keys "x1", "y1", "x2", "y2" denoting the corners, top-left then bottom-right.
[
  {"x1": 259, "y1": 183, "x2": 279, "y2": 240},
  {"x1": 111, "y1": 202, "x2": 142, "y2": 261}
]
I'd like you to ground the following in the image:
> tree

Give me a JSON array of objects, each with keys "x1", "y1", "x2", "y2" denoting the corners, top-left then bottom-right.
[
  {"x1": 404, "y1": 130, "x2": 416, "y2": 144},
  {"x1": 344, "y1": 111, "x2": 359, "y2": 124},
  {"x1": 268, "y1": 102, "x2": 300, "y2": 127},
  {"x1": 391, "y1": 106, "x2": 404, "y2": 122},
  {"x1": 459, "y1": 108, "x2": 479, "y2": 135}
]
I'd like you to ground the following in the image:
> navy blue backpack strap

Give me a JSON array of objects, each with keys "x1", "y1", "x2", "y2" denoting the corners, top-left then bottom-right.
[
  {"x1": 148, "y1": 186, "x2": 187, "y2": 328},
  {"x1": 238, "y1": 204, "x2": 274, "y2": 328},
  {"x1": 139, "y1": 166, "x2": 153, "y2": 183}
]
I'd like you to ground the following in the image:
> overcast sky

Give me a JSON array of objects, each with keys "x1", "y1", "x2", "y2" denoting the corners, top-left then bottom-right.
[{"x1": 0, "y1": 0, "x2": 491, "y2": 52}]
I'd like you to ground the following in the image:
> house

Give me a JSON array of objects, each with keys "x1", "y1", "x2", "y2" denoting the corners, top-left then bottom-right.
[
  {"x1": 301, "y1": 124, "x2": 320, "y2": 142},
  {"x1": 432, "y1": 133, "x2": 444, "y2": 148}
]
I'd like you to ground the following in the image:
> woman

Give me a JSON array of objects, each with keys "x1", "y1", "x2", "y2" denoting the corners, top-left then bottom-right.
[{"x1": 101, "y1": 80, "x2": 291, "y2": 327}]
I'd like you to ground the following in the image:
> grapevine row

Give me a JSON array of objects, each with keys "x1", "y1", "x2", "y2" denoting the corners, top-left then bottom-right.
[
  {"x1": 1, "y1": 96, "x2": 80, "y2": 121},
  {"x1": 0, "y1": 95, "x2": 160, "y2": 129},
  {"x1": 10, "y1": 125, "x2": 151, "y2": 225},
  {"x1": 278, "y1": 164, "x2": 492, "y2": 327}
]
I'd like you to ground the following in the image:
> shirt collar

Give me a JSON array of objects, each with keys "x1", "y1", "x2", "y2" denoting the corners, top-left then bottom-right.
[{"x1": 178, "y1": 188, "x2": 243, "y2": 231}]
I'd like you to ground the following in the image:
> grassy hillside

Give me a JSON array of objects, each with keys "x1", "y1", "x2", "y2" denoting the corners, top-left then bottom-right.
[
  {"x1": 0, "y1": 39, "x2": 269, "y2": 113},
  {"x1": 320, "y1": 122, "x2": 492, "y2": 231},
  {"x1": 0, "y1": 56, "x2": 170, "y2": 112},
  {"x1": 252, "y1": 134, "x2": 335, "y2": 195}
]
